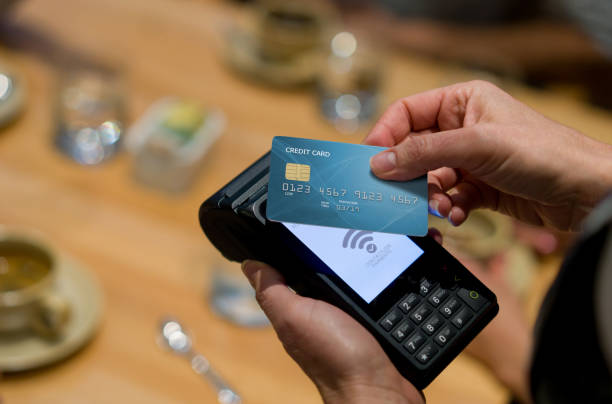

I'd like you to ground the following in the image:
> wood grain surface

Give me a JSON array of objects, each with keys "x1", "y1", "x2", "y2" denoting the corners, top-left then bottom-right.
[{"x1": 1, "y1": 0, "x2": 611, "y2": 403}]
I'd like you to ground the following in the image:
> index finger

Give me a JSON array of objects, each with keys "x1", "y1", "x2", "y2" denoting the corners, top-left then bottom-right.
[{"x1": 363, "y1": 85, "x2": 457, "y2": 147}]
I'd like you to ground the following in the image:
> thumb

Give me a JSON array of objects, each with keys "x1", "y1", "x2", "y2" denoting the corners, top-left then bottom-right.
[
  {"x1": 241, "y1": 260, "x2": 298, "y2": 328},
  {"x1": 369, "y1": 127, "x2": 487, "y2": 181}
]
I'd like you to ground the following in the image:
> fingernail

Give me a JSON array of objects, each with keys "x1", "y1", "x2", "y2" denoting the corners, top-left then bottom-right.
[
  {"x1": 428, "y1": 199, "x2": 444, "y2": 218},
  {"x1": 448, "y1": 209, "x2": 458, "y2": 226},
  {"x1": 370, "y1": 151, "x2": 396, "y2": 173}
]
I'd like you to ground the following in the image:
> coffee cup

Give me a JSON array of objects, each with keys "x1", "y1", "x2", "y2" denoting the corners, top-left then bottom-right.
[
  {"x1": 0, "y1": 236, "x2": 70, "y2": 338},
  {"x1": 257, "y1": 1, "x2": 327, "y2": 61}
]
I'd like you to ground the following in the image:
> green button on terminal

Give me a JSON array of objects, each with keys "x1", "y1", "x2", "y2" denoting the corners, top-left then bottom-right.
[{"x1": 458, "y1": 288, "x2": 486, "y2": 311}]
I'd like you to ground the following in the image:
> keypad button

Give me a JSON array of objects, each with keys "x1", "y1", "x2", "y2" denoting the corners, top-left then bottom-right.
[
  {"x1": 434, "y1": 326, "x2": 456, "y2": 346},
  {"x1": 439, "y1": 297, "x2": 461, "y2": 318},
  {"x1": 410, "y1": 304, "x2": 432, "y2": 324},
  {"x1": 457, "y1": 288, "x2": 487, "y2": 312},
  {"x1": 380, "y1": 309, "x2": 402, "y2": 331},
  {"x1": 428, "y1": 287, "x2": 449, "y2": 307},
  {"x1": 419, "y1": 278, "x2": 435, "y2": 296},
  {"x1": 416, "y1": 343, "x2": 439, "y2": 364},
  {"x1": 398, "y1": 293, "x2": 421, "y2": 314},
  {"x1": 392, "y1": 320, "x2": 415, "y2": 342},
  {"x1": 421, "y1": 314, "x2": 444, "y2": 335},
  {"x1": 403, "y1": 331, "x2": 426, "y2": 353},
  {"x1": 451, "y1": 308, "x2": 474, "y2": 329}
]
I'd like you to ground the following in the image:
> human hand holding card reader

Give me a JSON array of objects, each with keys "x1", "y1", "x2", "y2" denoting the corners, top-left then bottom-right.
[{"x1": 199, "y1": 139, "x2": 498, "y2": 389}]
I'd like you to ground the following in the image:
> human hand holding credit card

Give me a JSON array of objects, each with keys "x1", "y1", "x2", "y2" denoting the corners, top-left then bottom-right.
[{"x1": 266, "y1": 136, "x2": 428, "y2": 236}]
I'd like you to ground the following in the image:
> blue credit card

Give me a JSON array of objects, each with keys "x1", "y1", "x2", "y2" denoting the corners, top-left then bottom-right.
[{"x1": 266, "y1": 136, "x2": 428, "y2": 236}]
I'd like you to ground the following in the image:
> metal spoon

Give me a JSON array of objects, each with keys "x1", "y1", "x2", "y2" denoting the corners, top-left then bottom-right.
[{"x1": 159, "y1": 317, "x2": 242, "y2": 404}]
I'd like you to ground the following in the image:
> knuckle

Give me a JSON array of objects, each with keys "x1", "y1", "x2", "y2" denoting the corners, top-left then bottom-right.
[
  {"x1": 254, "y1": 290, "x2": 300, "y2": 338},
  {"x1": 253, "y1": 288, "x2": 269, "y2": 310},
  {"x1": 465, "y1": 124, "x2": 485, "y2": 142},
  {"x1": 395, "y1": 135, "x2": 427, "y2": 164},
  {"x1": 467, "y1": 79, "x2": 499, "y2": 92},
  {"x1": 273, "y1": 308, "x2": 301, "y2": 339},
  {"x1": 253, "y1": 287, "x2": 277, "y2": 316}
]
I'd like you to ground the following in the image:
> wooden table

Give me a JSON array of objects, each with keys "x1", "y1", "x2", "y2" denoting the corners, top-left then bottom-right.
[{"x1": 1, "y1": 1, "x2": 611, "y2": 403}]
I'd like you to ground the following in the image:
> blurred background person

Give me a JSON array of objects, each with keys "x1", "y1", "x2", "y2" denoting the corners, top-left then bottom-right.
[{"x1": 333, "y1": 0, "x2": 612, "y2": 109}]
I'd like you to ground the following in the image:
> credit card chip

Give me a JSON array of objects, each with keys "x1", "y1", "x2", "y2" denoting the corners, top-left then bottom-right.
[{"x1": 285, "y1": 163, "x2": 311, "y2": 182}]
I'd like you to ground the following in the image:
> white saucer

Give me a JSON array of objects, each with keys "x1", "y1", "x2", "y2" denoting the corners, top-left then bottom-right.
[
  {"x1": 0, "y1": 254, "x2": 104, "y2": 372},
  {"x1": 223, "y1": 27, "x2": 321, "y2": 87}
]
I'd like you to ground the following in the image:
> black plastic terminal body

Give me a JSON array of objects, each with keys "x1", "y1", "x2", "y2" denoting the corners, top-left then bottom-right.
[{"x1": 199, "y1": 152, "x2": 498, "y2": 389}]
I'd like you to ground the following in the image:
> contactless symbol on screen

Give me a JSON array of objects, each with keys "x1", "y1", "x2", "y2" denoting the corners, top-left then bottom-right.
[
  {"x1": 285, "y1": 163, "x2": 311, "y2": 182},
  {"x1": 342, "y1": 230, "x2": 377, "y2": 253}
]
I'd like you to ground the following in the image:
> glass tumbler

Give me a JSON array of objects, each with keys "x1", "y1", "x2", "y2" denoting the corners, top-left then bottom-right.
[
  {"x1": 316, "y1": 31, "x2": 381, "y2": 133},
  {"x1": 54, "y1": 67, "x2": 123, "y2": 165}
]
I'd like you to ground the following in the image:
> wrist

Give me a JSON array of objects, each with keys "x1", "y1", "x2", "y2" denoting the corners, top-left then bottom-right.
[
  {"x1": 496, "y1": 361, "x2": 533, "y2": 404},
  {"x1": 484, "y1": 333, "x2": 533, "y2": 404},
  {"x1": 466, "y1": 317, "x2": 533, "y2": 404},
  {"x1": 319, "y1": 383, "x2": 418, "y2": 404},
  {"x1": 573, "y1": 136, "x2": 612, "y2": 209}
]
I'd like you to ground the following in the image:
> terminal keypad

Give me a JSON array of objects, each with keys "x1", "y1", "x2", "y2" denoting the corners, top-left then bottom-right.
[{"x1": 379, "y1": 277, "x2": 489, "y2": 367}]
